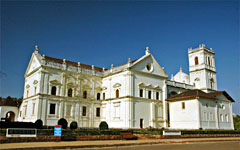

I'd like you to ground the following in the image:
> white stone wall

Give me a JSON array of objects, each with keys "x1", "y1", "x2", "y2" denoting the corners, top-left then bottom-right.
[
  {"x1": 169, "y1": 99, "x2": 200, "y2": 129},
  {"x1": 199, "y1": 98, "x2": 218, "y2": 129},
  {"x1": 217, "y1": 95, "x2": 234, "y2": 130}
]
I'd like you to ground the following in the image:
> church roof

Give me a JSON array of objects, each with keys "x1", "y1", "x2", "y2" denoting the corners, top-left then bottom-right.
[
  {"x1": 40, "y1": 54, "x2": 106, "y2": 72},
  {"x1": 0, "y1": 96, "x2": 22, "y2": 107},
  {"x1": 166, "y1": 89, "x2": 216, "y2": 101},
  {"x1": 208, "y1": 91, "x2": 235, "y2": 102}
]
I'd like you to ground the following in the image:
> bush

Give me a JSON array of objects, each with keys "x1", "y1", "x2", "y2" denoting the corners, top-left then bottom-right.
[
  {"x1": 99, "y1": 121, "x2": 108, "y2": 130},
  {"x1": 58, "y1": 118, "x2": 68, "y2": 129},
  {"x1": 70, "y1": 121, "x2": 78, "y2": 130},
  {"x1": 35, "y1": 119, "x2": 43, "y2": 129}
]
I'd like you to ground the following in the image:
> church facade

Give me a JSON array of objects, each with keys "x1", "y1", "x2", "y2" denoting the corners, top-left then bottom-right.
[{"x1": 17, "y1": 44, "x2": 235, "y2": 130}]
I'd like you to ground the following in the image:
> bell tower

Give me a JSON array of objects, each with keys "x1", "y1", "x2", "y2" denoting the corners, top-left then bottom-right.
[{"x1": 188, "y1": 44, "x2": 217, "y2": 93}]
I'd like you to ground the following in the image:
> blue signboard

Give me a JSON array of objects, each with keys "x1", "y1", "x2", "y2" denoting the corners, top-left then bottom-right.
[{"x1": 54, "y1": 125, "x2": 62, "y2": 136}]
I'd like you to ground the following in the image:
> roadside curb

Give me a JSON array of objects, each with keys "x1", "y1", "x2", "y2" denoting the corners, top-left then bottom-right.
[{"x1": 1, "y1": 138, "x2": 240, "y2": 150}]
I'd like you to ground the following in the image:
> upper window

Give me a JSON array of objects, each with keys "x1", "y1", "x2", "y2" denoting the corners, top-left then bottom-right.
[
  {"x1": 97, "y1": 93, "x2": 101, "y2": 100},
  {"x1": 148, "y1": 90, "x2": 151, "y2": 99},
  {"x1": 195, "y1": 57, "x2": 199, "y2": 65},
  {"x1": 156, "y1": 92, "x2": 159, "y2": 100},
  {"x1": 208, "y1": 57, "x2": 211, "y2": 66},
  {"x1": 139, "y1": 89, "x2": 143, "y2": 98},
  {"x1": 68, "y1": 88, "x2": 73, "y2": 97},
  {"x1": 116, "y1": 89, "x2": 119, "y2": 98},
  {"x1": 51, "y1": 86, "x2": 57, "y2": 95},
  {"x1": 83, "y1": 91, "x2": 87, "y2": 99},
  {"x1": 49, "y1": 103, "x2": 56, "y2": 114},
  {"x1": 146, "y1": 63, "x2": 152, "y2": 71}
]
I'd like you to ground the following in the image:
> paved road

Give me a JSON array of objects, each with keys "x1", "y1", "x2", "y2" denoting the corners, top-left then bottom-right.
[{"x1": 67, "y1": 141, "x2": 240, "y2": 150}]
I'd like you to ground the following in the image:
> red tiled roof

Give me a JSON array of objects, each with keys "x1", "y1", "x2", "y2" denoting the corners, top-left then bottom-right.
[
  {"x1": 208, "y1": 91, "x2": 235, "y2": 102},
  {"x1": 166, "y1": 89, "x2": 216, "y2": 101},
  {"x1": 0, "y1": 96, "x2": 22, "y2": 107},
  {"x1": 43, "y1": 55, "x2": 106, "y2": 72}
]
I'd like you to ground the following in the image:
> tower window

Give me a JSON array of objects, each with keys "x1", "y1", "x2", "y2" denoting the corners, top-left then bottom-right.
[
  {"x1": 83, "y1": 91, "x2": 87, "y2": 99},
  {"x1": 51, "y1": 86, "x2": 57, "y2": 95},
  {"x1": 208, "y1": 57, "x2": 211, "y2": 66},
  {"x1": 97, "y1": 93, "x2": 101, "y2": 100},
  {"x1": 139, "y1": 89, "x2": 143, "y2": 97},
  {"x1": 68, "y1": 88, "x2": 73, "y2": 97},
  {"x1": 195, "y1": 57, "x2": 199, "y2": 65},
  {"x1": 210, "y1": 78, "x2": 214, "y2": 89},
  {"x1": 103, "y1": 92, "x2": 105, "y2": 100},
  {"x1": 116, "y1": 89, "x2": 119, "y2": 98}
]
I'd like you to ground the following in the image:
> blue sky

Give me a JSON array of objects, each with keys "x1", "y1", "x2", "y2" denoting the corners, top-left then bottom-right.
[{"x1": 1, "y1": 1, "x2": 239, "y2": 114}]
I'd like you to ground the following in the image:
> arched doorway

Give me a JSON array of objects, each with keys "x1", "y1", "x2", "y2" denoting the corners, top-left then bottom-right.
[{"x1": 6, "y1": 111, "x2": 15, "y2": 121}]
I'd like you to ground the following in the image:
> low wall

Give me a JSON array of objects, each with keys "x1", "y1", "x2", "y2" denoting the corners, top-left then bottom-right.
[
  {"x1": 0, "y1": 135, "x2": 122, "y2": 143},
  {"x1": 134, "y1": 134, "x2": 240, "y2": 139},
  {"x1": 1, "y1": 134, "x2": 240, "y2": 143}
]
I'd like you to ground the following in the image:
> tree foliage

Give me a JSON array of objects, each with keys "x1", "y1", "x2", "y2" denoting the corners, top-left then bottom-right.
[
  {"x1": 233, "y1": 115, "x2": 240, "y2": 130},
  {"x1": 70, "y1": 121, "x2": 78, "y2": 130},
  {"x1": 58, "y1": 118, "x2": 68, "y2": 129},
  {"x1": 99, "y1": 121, "x2": 108, "y2": 130}
]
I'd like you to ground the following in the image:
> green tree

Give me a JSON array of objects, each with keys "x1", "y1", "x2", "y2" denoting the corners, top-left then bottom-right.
[{"x1": 233, "y1": 115, "x2": 240, "y2": 130}]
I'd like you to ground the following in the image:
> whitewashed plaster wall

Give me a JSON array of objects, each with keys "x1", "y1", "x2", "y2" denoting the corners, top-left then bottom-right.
[
  {"x1": 199, "y1": 98, "x2": 218, "y2": 129},
  {"x1": 169, "y1": 99, "x2": 200, "y2": 129}
]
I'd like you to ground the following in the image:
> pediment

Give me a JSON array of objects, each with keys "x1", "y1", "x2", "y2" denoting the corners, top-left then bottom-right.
[
  {"x1": 102, "y1": 86, "x2": 107, "y2": 90},
  {"x1": 113, "y1": 83, "x2": 121, "y2": 88},
  {"x1": 25, "y1": 53, "x2": 41, "y2": 76},
  {"x1": 50, "y1": 80, "x2": 61, "y2": 85},
  {"x1": 131, "y1": 55, "x2": 168, "y2": 78}
]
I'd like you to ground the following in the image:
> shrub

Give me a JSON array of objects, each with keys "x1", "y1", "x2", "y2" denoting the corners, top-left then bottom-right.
[
  {"x1": 58, "y1": 118, "x2": 68, "y2": 129},
  {"x1": 99, "y1": 121, "x2": 108, "y2": 130},
  {"x1": 70, "y1": 121, "x2": 78, "y2": 130},
  {"x1": 35, "y1": 119, "x2": 43, "y2": 129}
]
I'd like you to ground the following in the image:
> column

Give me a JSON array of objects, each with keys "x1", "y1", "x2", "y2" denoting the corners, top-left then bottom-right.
[
  {"x1": 162, "y1": 80, "x2": 168, "y2": 127},
  {"x1": 43, "y1": 73, "x2": 49, "y2": 94},
  {"x1": 150, "y1": 102, "x2": 155, "y2": 127}
]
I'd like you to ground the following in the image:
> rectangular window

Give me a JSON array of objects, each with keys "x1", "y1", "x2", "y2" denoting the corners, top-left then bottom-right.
[
  {"x1": 182, "y1": 102, "x2": 185, "y2": 109},
  {"x1": 139, "y1": 89, "x2": 143, "y2": 97},
  {"x1": 50, "y1": 104, "x2": 56, "y2": 114},
  {"x1": 156, "y1": 92, "x2": 159, "y2": 100},
  {"x1": 32, "y1": 103, "x2": 35, "y2": 115},
  {"x1": 82, "y1": 106, "x2": 87, "y2": 116},
  {"x1": 148, "y1": 90, "x2": 151, "y2": 99},
  {"x1": 96, "y1": 107, "x2": 100, "y2": 117}
]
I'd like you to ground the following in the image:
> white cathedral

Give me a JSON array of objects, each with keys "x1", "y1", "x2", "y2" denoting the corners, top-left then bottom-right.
[{"x1": 14, "y1": 44, "x2": 234, "y2": 130}]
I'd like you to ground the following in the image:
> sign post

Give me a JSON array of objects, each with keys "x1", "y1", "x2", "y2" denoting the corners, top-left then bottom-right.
[{"x1": 54, "y1": 125, "x2": 62, "y2": 137}]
